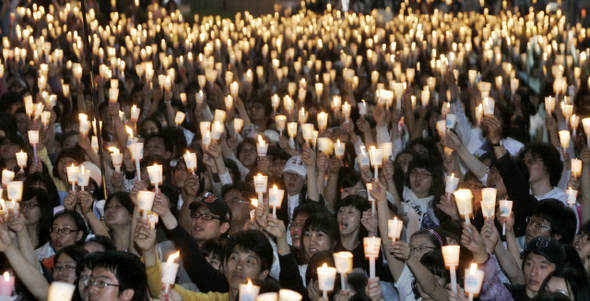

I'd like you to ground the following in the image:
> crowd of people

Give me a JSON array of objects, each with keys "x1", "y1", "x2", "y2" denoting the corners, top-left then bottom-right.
[{"x1": 0, "y1": 0, "x2": 588, "y2": 301}]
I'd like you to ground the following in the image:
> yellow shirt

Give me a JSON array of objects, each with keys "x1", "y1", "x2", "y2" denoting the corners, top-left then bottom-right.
[{"x1": 146, "y1": 258, "x2": 230, "y2": 301}]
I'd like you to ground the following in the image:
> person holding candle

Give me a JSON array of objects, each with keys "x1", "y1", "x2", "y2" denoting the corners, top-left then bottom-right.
[
  {"x1": 42, "y1": 210, "x2": 88, "y2": 271},
  {"x1": 336, "y1": 195, "x2": 376, "y2": 272},
  {"x1": 0, "y1": 133, "x2": 28, "y2": 173},
  {"x1": 86, "y1": 251, "x2": 150, "y2": 301},
  {"x1": 49, "y1": 148, "x2": 85, "y2": 202},
  {"x1": 103, "y1": 192, "x2": 134, "y2": 251}
]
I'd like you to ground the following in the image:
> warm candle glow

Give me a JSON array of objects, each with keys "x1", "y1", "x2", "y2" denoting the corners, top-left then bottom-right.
[{"x1": 167, "y1": 251, "x2": 180, "y2": 264}]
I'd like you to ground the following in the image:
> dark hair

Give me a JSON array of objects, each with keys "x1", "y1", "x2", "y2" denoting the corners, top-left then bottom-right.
[
  {"x1": 579, "y1": 220, "x2": 590, "y2": 238},
  {"x1": 24, "y1": 172, "x2": 60, "y2": 208},
  {"x1": 201, "y1": 238, "x2": 223, "y2": 261},
  {"x1": 139, "y1": 117, "x2": 162, "y2": 137},
  {"x1": 223, "y1": 230, "x2": 274, "y2": 273},
  {"x1": 539, "y1": 268, "x2": 590, "y2": 301},
  {"x1": 405, "y1": 157, "x2": 448, "y2": 223},
  {"x1": 292, "y1": 202, "x2": 330, "y2": 222},
  {"x1": 533, "y1": 199, "x2": 577, "y2": 244},
  {"x1": 140, "y1": 155, "x2": 172, "y2": 187},
  {"x1": 54, "y1": 245, "x2": 89, "y2": 268},
  {"x1": 408, "y1": 137, "x2": 443, "y2": 166},
  {"x1": 224, "y1": 158, "x2": 242, "y2": 187},
  {"x1": 52, "y1": 210, "x2": 88, "y2": 246},
  {"x1": 335, "y1": 195, "x2": 371, "y2": 238},
  {"x1": 84, "y1": 235, "x2": 117, "y2": 252},
  {"x1": 23, "y1": 188, "x2": 53, "y2": 249},
  {"x1": 91, "y1": 251, "x2": 149, "y2": 301},
  {"x1": 532, "y1": 292, "x2": 575, "y2": 301},
  {"x1": 305, "y1": 251, "x2": 335, "y2": 286},
  {"x1": 159, "y1": 183, "x2": 179, "y2": 217},
  {"x1": 411, "y1": 229, "x2": 444, "y2": 250},
  {"x1": 53, "y1": 148, "x2": 85, "y2": 180},
  {"x1": 412, "y1": 250, "x2": 449, "y2": 299},
  {"x1": 518, "y1": 143, "x2": 564, "y2": 187},
  {"x1": 301, "y1": 212, "x2": 341, "y2": 261},
  {"x1": 337, "y1": 169, "x2": 362, "y2": 201},
  {"x1": 0, "y1": 91, "x2": 23, "y2": 113},
  {"x1": 144, "y1": 133, "x2": 174, "y2": 157}
]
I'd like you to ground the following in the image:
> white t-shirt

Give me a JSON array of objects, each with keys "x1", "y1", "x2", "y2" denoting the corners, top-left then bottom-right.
[
  {"x1": 395, "y1": 265, "x2": 416, "y2": 301},
  {"x1": 402, "y1": 187, "x2": 439, "y2": 229},
  {"x1": 533, "y1": 187, "x2": 567, "y2": 204}
]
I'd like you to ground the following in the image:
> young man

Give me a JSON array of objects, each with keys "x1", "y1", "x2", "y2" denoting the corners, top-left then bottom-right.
[
  {"x1": 136, "y1": 224, "x2": 273, "y2": 301},
  {"x1": 87, "y1": 251, "x2": 149, "y2": 301}
]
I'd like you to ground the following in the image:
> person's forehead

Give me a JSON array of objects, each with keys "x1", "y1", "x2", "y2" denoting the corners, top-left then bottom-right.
[
  {"x1": 294, "y1": 214, "x2": 308, "y2": 222},
  {"x1": 54, "y1": 215, "x2": 75, "y2": 225},
  {"x1": 146, "y1": 137, "x2": 165, "y2": 147},
  {"x1": 525, "y1": 252, "x2": 553, "y2": 264},
  {"x1": 231, "y1": 246, "x2": 260, "y2": 260},
  {"x1": 92, "y1": 267, "x2": 117, "y2": 280}
]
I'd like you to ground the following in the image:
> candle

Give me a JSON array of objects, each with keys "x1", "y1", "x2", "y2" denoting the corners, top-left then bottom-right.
[
  {"x1": 453, "y1": 189, "x2": 473, "y2": 225},
  {"x1": 175, "y1": 112, "x2": 185, "y2": 127},
  {"x1": 275, "y1": 115, "x2": 287, "y2": 133},
  {"x1": 66, "y1": 164, "x2": 78, "y2": 191},
  {"x1": 445, "y1": 174, "x2": 459, "y2": 195},
  {"x1": 483, "y1": 98, "x2": 495, "y2": 115},
  {"x1": 583, "y1": 118, "x2": 590, "y2": 147},
  {"x1": 0, "y1": 272, "x2": 14, "y2": 296},
  {"x1": 7, "y1": 181, "x2": 22, "y2": 214},
  {"x1": 369, "y1": 147, "x2": 383, "y2": 180},
  {"x1": 239, "y1": 279, "x2": 260, "y2": 301},
  {"x1": 499, "y1": 200, "x2": 513, "y2": 235},
  {"x1": 109, "y1": 88, "x2": 119, "y2": 102},
  {"x1": 1, "y1": 170, "x2": 14, "y2": 187},
  {"x1": 257, "y1": 135, "x2": 268, "y2": 157},
  {"x1": 301, "y1": 123, "x2": 314, "y2": 144},
  {"x1": 357, "y1": 146, "x2": 370, "y2": 167},
  {"x1": 254, "y1": 174, "x2": 268, "y2": 208},
  {"x1": 77, "y1": 165, "x2": 91, "y2": 190},
  {"x1": 442, "y1": 245, "x2": 461, "y2": 294},
  {"x1": 570, "y1": 158, "x2": 582, "y2": 179},
  {"x1": 436, "y1": 119, "x2": 447, "y2": 137},
  {"x1": 333, "y1": 252, "x2": 353, "y2": 290},
  {"x1": 234, "y1": 118, "x2": 244, "y2": 135},
  {"x1": 109, "y1": 148, "x2": 123, "y2": 172},
  {"x1": 130, "y1": 105, "x2": 140, "y2": 121},
  {"x1": 335, "y1": 139, "x2": 345, "y2": 157},
  {"x1": 342, "y1": 102, "x2": 351, "y2": 120},
  {"x1": 464, "y1": 263, "x2": 485, "y2": 301},
  {"x1": 41, "y1": 111, "x2": 51, "y2": 128},
  {"x1": 183, "y1": 151, "x2": 197, "y2": 173},
  {"x1": 24, "y1": 95, "x2": 33, "y2": 118},
  {"x1": 481, "y1": 188, "x2": 497, "y2": 219},
  {"x1": 298, "y1": 108, "x2": 308, "y2": 124},
  {"x1": 211, "y1": 121, "x2": 224, "y2": 140},
  {"x1": 129, "y1": 142, "x2": 143, "y2": 180},
  {"x1": 79, "y1": 113, "x2": 89, "y2": 136},
  {"x1": 559, "y1": 130, "x2": 571, "y2": 152},
  {"x1": 358, "y1": 100, "x2": 367, "y2": 115},
  {"x1": 225, "y1": 95, "x2": 233, "y2": 111},
  {"x1": 446, "y1": 114, "x2": 457, "y2": 130},
  {"x1": 15, "y1": 151, "x2": 27, "y2": 172},
  {"x1": 566, "y1": 187, "x2": 578, "y2": 208},
  {"x1": 137, "y1": 191, "x2": 156, "y2": 219},
  {"x1": 28, "y1": 130, "x2": 39, "y2": 163},
  {"x1": 317, "y1": 263, "x2": 337, "y2": 299},
  {"x1": 315, "y1": 83, "x2": 323, "y2": 97},
  {"x1": 363, "y1": 237, "x2": 381, "y2": 279},
  {"x1": 214, "y1": 110, "x2": 227, "y2": 123},
  {"x1": 268, "y1": 185, "x2": 284, "y2": 218},
  {"x1": 47, "y1": 282, "x2": 76, "y2": 301},
  {"x1": 317, "y1": 112, "x2": 328, "y2": 132},
  {"x1": 388, "y1": 217, "x2": 403, "y2": 241},
  {"x1": 162, "y1": 251, "x2": 180, "y2": 293},
  {"x1": 147, "y1": 164, "x2": 163, "y2": 192},
  {"x1": 545, "y1": 96, "x2": 556, "y2": 116},
  {"x1": 278, "y1": 289, "x2": 303, "y2": 301},
  {"x1": 317, "y1": 138, "x2": 333, "y2": 156}
]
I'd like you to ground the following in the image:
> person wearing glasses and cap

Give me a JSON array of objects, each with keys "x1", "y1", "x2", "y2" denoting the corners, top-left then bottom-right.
[{"x1": 150, "y1": 192, "x2": 233, "y2": 293}]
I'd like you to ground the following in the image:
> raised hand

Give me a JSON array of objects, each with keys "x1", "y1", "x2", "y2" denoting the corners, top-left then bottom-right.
[
  {"x1": 436, "y1": 194, "x2": 460, "y2": 220},
  {"x1": 133, "y1": 218, "x2": 156, "y2": 253},
  {"x1": 63, "y1": 191, "x2": 78, "y2": 211},
  {"x1": 390, "y1": 241, "x2": 411, "y2": 262},
  {"x1": 183, "y1": 173, "x2": 200, "y2": 198},
  {"x1": 7, "y1": 212, "x2": 25, "y2": 233},
  {"x1": 361, "y1": 209, "x2": 378, "y2": 235},
  {"x1": 78, "y1": 191, "x2": 94, "y2": 215},
  {"x1": 263, "y1": 214, "x2": 286, "y2": 239},
  {"x1": 365, "y1": 277, "x2": 383, "y2": 301}
]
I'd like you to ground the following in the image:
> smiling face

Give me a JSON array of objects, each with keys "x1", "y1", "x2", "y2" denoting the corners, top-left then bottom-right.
[
  {"x1": 290, "y1": 213, "x2": 308, "y2": 249},
  {"x1": 573, "y1": 232, "x2": 590, "y2": 259},
  {"x1": 302, "y1": 229, "x2": 333, "y2": 260},
  {"x1": 337, "y1": 205, "x2": 361, "y2": 237},
  {"x1": 223, "y1": 246, "x2": 268, "y2": 291},
  {"x1": 524, "y1": 253, "x2": 556, "y2": 297}
]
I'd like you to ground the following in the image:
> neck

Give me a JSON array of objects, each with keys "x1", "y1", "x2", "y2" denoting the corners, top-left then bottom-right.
[
  {"x1": 26, "y1": 224, "x2": 39, "y2": 248},
  {"x1": 340, "y1": 230, "x2": 360, "y2": 250},
  {"x1": 112, "y1": 224, "x2": 131, "y2": 251},
  {"x1": 414, "y1": 190, "x2": 430, "y2": 199},
  {"x1": 229, "y1": 288, "x2": 238, "y2": 301},
  {"x1": 526, "y1": 287, "x2": 537, "y2": 298},
  {"x1": 530, "y1": 177, "x2": 553, "y2": 196},
  {"x1": 288, "y1": 190, "x2": 299, "y2": 197},
  {"x1": 229, "y1": 220, "x2": 247, "y2": 236}
]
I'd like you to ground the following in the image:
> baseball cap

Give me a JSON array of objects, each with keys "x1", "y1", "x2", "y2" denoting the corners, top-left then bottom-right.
[
  {"x1": 283, "y1": 156, "x2": 307, "y2": 177},
  {"x1": 523, "y1": 236, "x2": 566, "y2": 268},
  {"x1": 189, "y1": 192, "x2": 232, "y2": 223},
  {"x1": 81, "y1": 161, "x2": 102, "y2": 188}
]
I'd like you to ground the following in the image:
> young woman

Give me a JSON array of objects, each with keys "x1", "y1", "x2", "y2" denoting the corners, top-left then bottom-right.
[
  {"x1": 336, "y1": 195, "x2": 374, "y2": 272},
  {"x1": 403, "y1": 157, "x2": 447, "y2": 229},
  {"x1": 539, "y1": 268, "x2": 590, "y2": 301},
  {"x1": 103, "y1": 192, "x2": 134, "y2": 251},
  {"x1": 53, "y1": 245, "x2": 88, "y2": 284},
  {"x1": 42, "y1": 210, "x2": 88, "y2": 270},
  {"x1": 19, "y1": 188, "x2": 54, "y2": 260}
]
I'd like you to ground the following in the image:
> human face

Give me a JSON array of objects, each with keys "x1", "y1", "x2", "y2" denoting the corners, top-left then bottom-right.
[
  {"x1": 410, "y1": 234, "x2": 437, "y2": 261},
  {"x1": 50, "y1": 215, "x2": 83, "y2": 252},
  {"x1": 53, "y1": 254, "x2": 77, "y2": 284},
  {"x1": 396, "y1": 153, "x2": 413, "y2": 174},
  {"x1": 206, "y1": 254, "x2": 221, "y2": 271},
  {"x1": 290, "y1": 214, "x2": 308, "y2": 249},
  {"x1": 545, "y1": 277, "x2": 573, "y2": 300},
  {"x1": 15, "y1": 112, "x2": 27, "y2": 134},
  {"x1": 337, "y1": 205, "x2": 361, "y2": 237},
  {"x1": 523, "y1": 253, "x2": 556, "y2": 297},
  {"x1": 78, "y1": 267, "x2": 92, "y2": 301},
  {"x1": 341, "y1": 181, "x2": 364, "y2": 199},
  {"x1": 144, "y1": 137, "x2": 169, "y2": 159},
  {"x1": 142, "y1": 120, "x2": 159, "y2": 136},
  {"x1": 283, "y1": 171, "x2": 305, "y2": 196},
  {"x1": 21, "y1": 197, "x2": 41, "y2": 226},
  {"x1": 303, "y1": 229, "x2": 332, "y2": 260},
  {"x1": 190, "y1": 206, "x2": 229, "y2": 245},
  {"x1": 104, "y1": 198, "x2": 132, "y2": 228},
  {"x1": 225, "y1": 189, "x2": 250, "y2": 223},
  {"x1": 88, "y1": 267, "x2": 133, "y2": 301},
  {"x1": 246, "y1": 102, "x2": 266, "y2": 122},
  {"x1": 573, "y1": 232, "x2": 590, "y2": 259},
  {"x1": 0, "y1": 139, "x2": 19, "y2": 161},
  {"x1": 272, "y1": 159, "x2": 287, "y2": 177},
  {"x1": 58, "y1": 156, "x2": 78, "y2": 182},
  {"x1": 523, "y1": 152, "x2": 549, "y2": 185},
  {"x1": 525, "y1": 216, "x2": 552, "y2": 244},
  {"x1": 173, "y1": 161, "x2": 188, "y2": 188},
  {"x1": 238, "y1": 143, "x2": 257, "y2": 168},
  {"x1": 409, "y1": 168, "x2": 433, "y2": 198},
  {"x1": 63, "y1": 134, "x2": 79, "y2": 150},
  {"x1": 224, "y1": 246, "x2": 268, "y2": 290}
]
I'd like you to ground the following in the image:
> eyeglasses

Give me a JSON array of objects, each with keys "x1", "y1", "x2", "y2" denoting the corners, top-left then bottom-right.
[
  {"x1": 410, "y1": 246, "x2": 435, "y2": 253},
  {"x1": 190, "y1": 212, "x2": 220, "y2": 221},
  {"x1": 54, "y1": 264, "x2": 76, "y2": 272},
  {"x1": 84, "y1": 279, "x2": 120, "y2": 289},
  {"x1": 409, "y1": 170, "x2": 433, "y2": 179},
  {"x1": 21, "y1": 203, "x2": 39, "y2": 209},
  {"x1": 526, "y1": 217, "x2": 551, "y2": 230},
  {"x1": 240, "y1": 148, "x2": 257, "y2": 154},
  {"x1": 50, "y1": 227, "x2": 81, "y2": 235}
]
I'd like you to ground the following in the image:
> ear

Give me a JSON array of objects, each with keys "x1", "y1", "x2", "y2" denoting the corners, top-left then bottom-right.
[
  {"x1": 220, "y1": 221, "x2": 230, "y2": 234},
  {"x1": 76, "y1": 230, "x2": 84, "y2": 242},
  {"x1": 119, "y1": 289, "x2": 135, "y2": 301},
  {"x1": 258, "y1": 269, "x2": 269, "y2": 280},
  {"x1": 553, "y1": 233, "x2": 562, "y2": 241}
]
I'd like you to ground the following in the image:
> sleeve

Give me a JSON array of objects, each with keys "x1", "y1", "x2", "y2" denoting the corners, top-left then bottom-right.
[
  {"x1": 478, "y1": 254, "x2": 515, "y2": 301},
  {"x1": 375, "y1": 126, "x2": 390, "y2": 145},
  {"x1": 278, "y1": 251, "x2": 308, "y2": 299},
  {"x1": 450, "y1": 98, "x2": 474, "y2": 146},
  {"x1": 495, "y1": 153, "x2": 539, "y2": 237},
  {"x1": 145, "y1": 257, "x2": 213, "y2": 301},
  {"x1": 165, "y1": 224, "x2": 229, "y2": 293}
]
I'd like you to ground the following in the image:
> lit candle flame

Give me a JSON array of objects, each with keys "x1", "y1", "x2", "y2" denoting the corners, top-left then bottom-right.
[
  {"x1": 3, "y1": 272, "x2": 9, "y2": 282},
  {"x1": 167, "y1": 251, "x2": 180, "y2": 264},
  {"x1": 470, "y1": 263, "x2": 477, "y2": 275},
  {"x1": 246, "y1": 279, "x2": 253, "y2": 290},
  {"x1": 251, "y1": 199, "x2": 258, "y2": 207}
]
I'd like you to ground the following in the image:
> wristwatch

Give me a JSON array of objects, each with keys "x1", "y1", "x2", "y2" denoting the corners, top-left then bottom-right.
[{"x1": 491, "y1": 140, "x2": 503, "y2": 147}]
